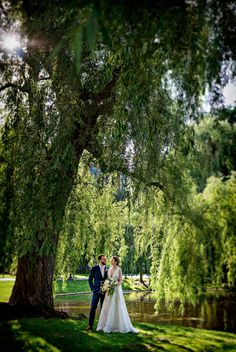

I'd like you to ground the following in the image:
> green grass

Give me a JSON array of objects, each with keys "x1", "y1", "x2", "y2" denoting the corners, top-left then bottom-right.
[
  {"x1": 0, "y1": 280, "x2": 91, "y2": 303},
  {"x1": 55, "y1": 293, "x2": 92, "y2": 303},
  {"x1": 75, "y1": 274, "x2": 89, "y2": 279},
  {"x1": 53, "y1": 278, "x2": 144, "y2": 304},
  {"x1": 0, "y1": 274, "x2": 15, "y2": 279},
  {"x1": 54, "y1": 278, "x2": 141, "y2": 294},
  {"x1": 55, "y1": 280, "x2": 90, "y2": 294},
  {"x1": 0, "y1": 277, "x2": 144, "y2": 304},
  {"x1": 1, "y1": 279, "x2": 235, "y2": 351},
  {"x1": 0, "y1": 280, "x2": 14, "y2": 302},
  {"x1": 0, "y1": 317, "x2": 235, "y2": 352}
]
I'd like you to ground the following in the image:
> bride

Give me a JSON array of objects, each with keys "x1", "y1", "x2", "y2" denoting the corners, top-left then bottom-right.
[{"x1": 96, "y1": 255, "x2": 138, "y2": 333}]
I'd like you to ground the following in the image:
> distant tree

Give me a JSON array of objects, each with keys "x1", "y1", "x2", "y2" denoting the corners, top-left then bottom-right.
[
  {"x1": 191, "y1": 113, "x2": 236, "y2": 190},
  {"x1": 150, "y1": 172, "x2": 236, "y2": 311}
]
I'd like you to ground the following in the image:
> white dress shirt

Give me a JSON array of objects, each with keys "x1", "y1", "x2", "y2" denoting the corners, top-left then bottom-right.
[{"x1": 99, "y1": 264, "x2": 105, "y2": 277}]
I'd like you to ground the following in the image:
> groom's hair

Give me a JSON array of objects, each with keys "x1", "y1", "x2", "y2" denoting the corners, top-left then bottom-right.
[{"x1": 98, "y1": 254, "x2": 105, "y2": 261}]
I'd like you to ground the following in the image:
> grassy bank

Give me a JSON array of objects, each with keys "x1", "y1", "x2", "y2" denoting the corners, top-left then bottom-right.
[
  {"x1": 55, "y1": 277, "x2": 144, "y2": 294},
  {"x1": 0, "y1": 317, "x2": 235, "y2": 352},
  {"x1": 0, "y1": 277, "x2": 146, "y2": 303},
  {"x1": 0, "y1": 280, "x2": 92, "y2": 303},
  {"x1": 0, "y1": 274, "x2": 15, "y2": 279},
  {"x1": 0, "y1": 281, "x2": 14, "y2": 302}
]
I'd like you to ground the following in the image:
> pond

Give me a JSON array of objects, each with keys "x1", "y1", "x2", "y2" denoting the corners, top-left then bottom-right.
[{"x1": 55, "y1": 290, "x2": 236, "y2": 333}]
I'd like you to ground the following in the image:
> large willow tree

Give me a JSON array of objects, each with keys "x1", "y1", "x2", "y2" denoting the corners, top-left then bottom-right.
[{"x1": 0, "y1": 0, "x2": 235, "y2": 315}]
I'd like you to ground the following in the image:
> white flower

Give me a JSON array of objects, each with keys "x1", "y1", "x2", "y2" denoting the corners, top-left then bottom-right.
[{"x1": 101, "y1": 278, "x2": 117, "y2": 295}]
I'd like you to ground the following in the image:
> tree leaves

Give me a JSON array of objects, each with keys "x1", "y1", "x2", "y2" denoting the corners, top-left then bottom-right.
[{"x1": 1, "y1": 0, "x2": 235, "y2": 305}]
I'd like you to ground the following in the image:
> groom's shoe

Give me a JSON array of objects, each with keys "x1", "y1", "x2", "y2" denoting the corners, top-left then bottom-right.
[{"x1": 86, "y1": 325, "x2": 93, "y2": 331}]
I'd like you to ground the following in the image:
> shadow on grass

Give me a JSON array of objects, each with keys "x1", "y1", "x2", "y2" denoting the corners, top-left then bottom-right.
[
  {"x1": 1, "y1": 318, "x2": 236, "y2": 352},
  {"x1": 1, "y1": 318, "x2": 148, "y2": 352},
  {"x1": 0, "y1": 321, "x2": 26, "y2": 352},
  {"x1": 135, "y1": 322, "x2": 236, "y2": 352}
]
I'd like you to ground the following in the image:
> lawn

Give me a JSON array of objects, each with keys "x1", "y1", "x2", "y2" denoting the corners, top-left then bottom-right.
[
  {"x1": 0, "y1": 280, "x2": 91, "y2": 303},
  {"x1": 55, "y1": 277, "x2": 141, "y2": 294},
  {"x1": 55, "y1": 280, "x2": 90, "y2": 294},
  {"x1": 0, "y1": 317, "x2": 236, "y2": 352},
  {"x1": 0, "y1": 277, "x2": 145, "y2": 303},
  {"x1": 0, "y1": 274, "x2": 15, "y2": 279},
  {"x1": 0, "y1": 280, "x2": 14, "y2": 302},
  {"x1": 1, "y1": 279, "x2": 235, "y2": 351}
]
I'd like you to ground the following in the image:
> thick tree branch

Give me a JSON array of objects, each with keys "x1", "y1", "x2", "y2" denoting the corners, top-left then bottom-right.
[
  {"x1": 73, "y1": 67, "x2": 120, "y2": 157},
  {"x1": 38, "y1": 76, "x2": 51, "y2": 81},
  {"x1": 95, "y1": 66, "x2": 121, "y2": 103},
  {"x1": 86, "y1": 142, "x2": 164, "y2": 192},
  {"x1": 79, "y1": 66, "x2": 120, "y2": 105},
  {"x1": 0, "y1": 83, "x2": 29, "y2": 93}
]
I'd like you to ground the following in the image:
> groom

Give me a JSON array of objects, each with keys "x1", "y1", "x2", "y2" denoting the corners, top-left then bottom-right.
[{"x1": 86, "y1": 254, "x2": 108, "y2": 331}]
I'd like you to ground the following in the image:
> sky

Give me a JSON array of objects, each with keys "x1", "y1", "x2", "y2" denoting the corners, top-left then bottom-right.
[
  {"x1": 201, "y1": 81, "x2": 236, "y2": 112},
  {"x1": 223, "y1": 81, "x2": 236, "y2": 106}
]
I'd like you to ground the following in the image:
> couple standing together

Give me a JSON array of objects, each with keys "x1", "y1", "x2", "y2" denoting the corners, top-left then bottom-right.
[{"x1": 86, "y1": 254, "x2": 138, "y2": 333}]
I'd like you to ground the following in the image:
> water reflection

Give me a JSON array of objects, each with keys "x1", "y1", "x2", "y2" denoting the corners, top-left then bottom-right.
[{"x1": 55, "y1": 290, "x2": 236, "y2": 333}]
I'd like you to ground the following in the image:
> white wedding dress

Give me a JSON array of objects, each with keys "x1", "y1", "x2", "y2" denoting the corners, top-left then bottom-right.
[{"x1": 96, "y1": 266, "x2": 138, "y2": 333}]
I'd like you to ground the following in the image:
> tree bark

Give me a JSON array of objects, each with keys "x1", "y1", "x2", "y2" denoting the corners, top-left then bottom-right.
[
  {"x1": 8, "y1": 142, "x2": 82, "y2": 316},
  {"x1": 8, "y1": 133, "x2": 82, "y2": 315},
  {"x1": 9, "y1": 254, "x2": 57, "y2": 315}
]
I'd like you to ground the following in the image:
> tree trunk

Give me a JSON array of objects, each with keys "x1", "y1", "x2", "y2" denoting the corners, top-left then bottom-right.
[
  {"x1": 9, "y1": 253, "x2": 57, "y2": 316},
  {"x1": 139, "y1": 258, "x2": 150, "y2": 289},
  {"x1": 8, "y1": 149, "x2": 81, "y2": 317}
]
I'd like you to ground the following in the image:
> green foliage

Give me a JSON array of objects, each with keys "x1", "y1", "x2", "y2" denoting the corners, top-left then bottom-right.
[
  {"x1": 0, "y1": 0, "x2": 236, "y2": 311},
  {"x1": 201, "y1": 173, "x2": 236, "y2": 286},
  {"x1": 0, "y1": 118, "x2": 16, "y2": 271},
  {"x1": 152, "y1": 173, "x2": 236, "y2": 311},
  {"x1": 56, "y1": 158, "x2": 129, "y2": 275},
  {"x1": 56, "y1": 159, "x2": 164, "y2": 278},
  {"x1": 11, "y1": 84, "x2": 78, "y2": 257},
  {"x1": 191, "y1": 113, "x2": 236, "y2": 190},
  {"x1": 1, "y1": 1, "x2": 235, "y2": 254}
]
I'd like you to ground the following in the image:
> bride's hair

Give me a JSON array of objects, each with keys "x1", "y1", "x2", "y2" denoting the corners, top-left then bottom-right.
[{"x1": 112, "y1": 256, "x2": 120, "y2": 265}]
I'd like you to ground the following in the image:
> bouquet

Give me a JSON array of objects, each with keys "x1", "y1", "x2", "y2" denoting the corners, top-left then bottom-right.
[{"x1": 101, "y1": 278, "x2": 117, "y2": 295}]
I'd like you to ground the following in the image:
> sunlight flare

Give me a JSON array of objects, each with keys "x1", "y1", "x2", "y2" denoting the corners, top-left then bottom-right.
[{"x1": 2, "y1": 34, "x2": 20, "y2": 51}]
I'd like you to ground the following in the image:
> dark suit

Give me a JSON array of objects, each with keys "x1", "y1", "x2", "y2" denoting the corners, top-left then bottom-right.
[{"x1": 88, "y1": 265, "x2": 108, "y2": 327}]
